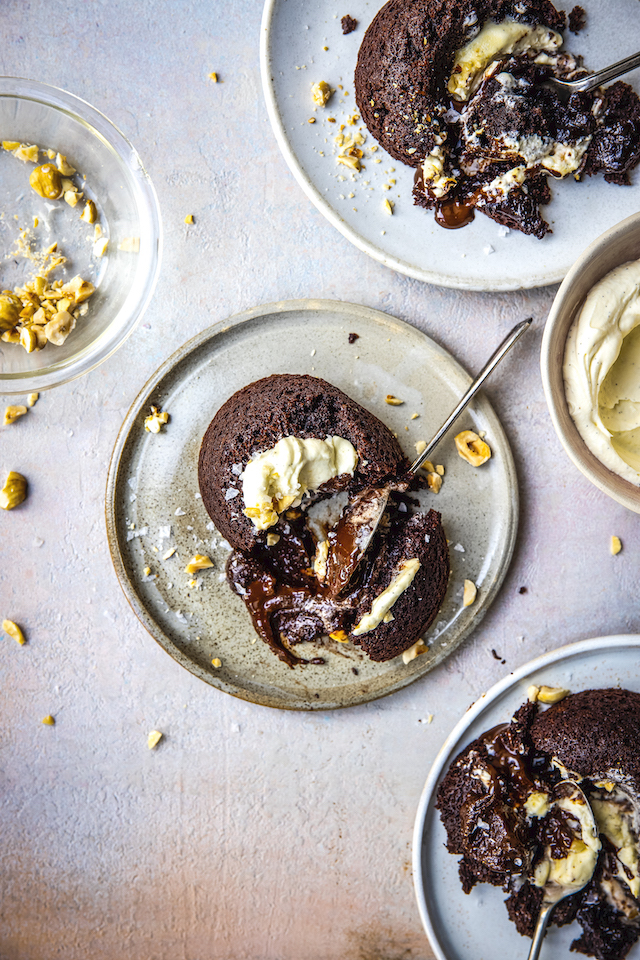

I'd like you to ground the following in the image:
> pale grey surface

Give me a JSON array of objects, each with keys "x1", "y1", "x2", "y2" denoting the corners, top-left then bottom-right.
[{"x1": 1, "y1": 2, "x2": 640, "y2": 959}]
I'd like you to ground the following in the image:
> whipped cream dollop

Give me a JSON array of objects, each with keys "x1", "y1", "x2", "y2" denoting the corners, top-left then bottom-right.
[
  {"x1": 563, "y1": 259, "x2": 640, "y2": 485},
  {"x1": 242, "y1": 435, "x2": 358, "y2": 531}
]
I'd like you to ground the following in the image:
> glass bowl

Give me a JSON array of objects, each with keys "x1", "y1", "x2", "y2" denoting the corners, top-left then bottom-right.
[
  {"x1": 541, "y1": 212, "x2": 640, "y2": 514},
  {"x1": 0, "y1": 77, "x2": 162, "y2": 394}
]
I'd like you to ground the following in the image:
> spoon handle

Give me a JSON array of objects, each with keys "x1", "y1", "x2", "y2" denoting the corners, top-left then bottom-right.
[
  {"x1": 527, "y1": 901, "x2": 556, "y2": 960},
  {"x1": 409, "y1": 318, "x2": 532, "y2": 473},
  {"x1": 574, "y1": 50, "x2": 640, "y2": 93}
]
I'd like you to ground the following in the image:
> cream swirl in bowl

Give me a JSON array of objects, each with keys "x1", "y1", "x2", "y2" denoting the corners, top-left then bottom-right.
[{"x1": 563, "y1": 260, "x2": 640, "y2": 485}]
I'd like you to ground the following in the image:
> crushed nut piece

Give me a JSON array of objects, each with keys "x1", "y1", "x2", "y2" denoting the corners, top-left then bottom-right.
[
  {"x1": 435, "y1": 464, "x2": 444, "y2": 476},
  {"x1": 4, "y1": 405, "x2": 27, "y2": 425},
  {"x1": 266, "y1": 533, "x2": 280, "y2": 546},
  {"x1": 528, "y1": 684, "x2": 541, "y2": 702},
  {"x1": 147, "y1": 730, "x2": 163, "y2": 749},
  {"x1": 0, "y1": 471, "x2": 27, "y2": 510},
  {"x1": 329, "y1": 630, "x2": 349, "y2": 642},
  {"x1": 383, "y1": 199, "x2": 394, "y2": 215},
  {"x1": 3, "y1": 620, "x2": 26, "y2": 645},
  {"x1": 29, "y1": 164, "x2": 63, "y2": 200},
  {"x1": 211, "y1": 657, "x2": 222, "y2": 668},
  {"x1": 411, "y1": 412, "x2": 419, "y2": 419},
  {"x1": 402, "y1": 638, "x2": 427, "y2": 664},
  {"x1": 144, "y1": 407, "x2": 169, "y2": 433},
  {"x1": 55, "y1": 153, "x2": 76, "y2": 175},
  {"x1": 311, "y1": 80, "x2": 332, "y2": 106},
  {"x1": 44, "y1": 310, "x2": 76, "y2": 346},
  {"x1": 611, "y1": 535, "x2": 622, "y2": 555},
  {"x1": 308, "y1": 117, "x2": 316, "y2": 123},
  {"x1": 118, "y1": 236, "x2": 140, "y2": 253},
  {"x1": 184, "y1": 554, "x2": 214, "y2": 574},
  {"x1": 79, "y1": 200, "x2": 97, "y2": 224},
  {"x1": 42, "y1": 715, "x2": 55, "y2": 726},
  {"x1": 426, "y1": 471, "x2": 442, "y2": 493},
  {"x1": 93, "y1": 237, "x2": 109, "y2": 258},
  {"x1": 208, "y1": 72, "x2": 219, "y2": 82},
  {"x1": 462, "y1": 579, "x2": 477, "y2": 606},
  {"x1": 385, "y1": 394, "x2": 403, "y2": 405},
  {"x1": 184, "y1": 214, "x2": 194, "y2": 224},
  {"x1": 162, "y1": 547, "x2": 176, "y2": 560},
  {"x1": 537, "y1": 685, "x2": 570, "y2": 704},
  {"x1": 455, "y1": 430, "x2": 491, "y2": 467},
  {"x1": 143, "y1": 566, "x2": 151, "y2": 577}
]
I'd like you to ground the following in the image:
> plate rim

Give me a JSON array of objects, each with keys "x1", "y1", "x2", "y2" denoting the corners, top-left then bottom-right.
[
  {"x1": 259, "y1": 0, "x2": 572, "y2": 293},
  {"x1": 105, "y1": 298, "x2": 519, "y2": 710},
  {"x1": 412, "y1": 633, "x2": 640, "y2": 960}
]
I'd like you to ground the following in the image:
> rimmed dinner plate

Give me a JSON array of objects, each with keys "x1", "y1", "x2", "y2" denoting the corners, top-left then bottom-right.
[
  {"x1": 413, "y1": 635, "x2": 640, "y2": 960},
  {"x1": 260, "y1": 0, "x2": 640, "y2": 291},
  {"x1": 106, "y1": 299, "x2": 518, "y2": 710}
]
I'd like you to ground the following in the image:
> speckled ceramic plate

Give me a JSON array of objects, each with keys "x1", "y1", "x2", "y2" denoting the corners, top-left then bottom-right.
[
  {"x1": 106, "y1": 300, "x2": 518, "y2": 710},
  {"x1": 413, "y1": 635, "x2": 640, "y2": 960},
  {"x1": 260, "y1": 0, "x2": 640, "y2": 291}
]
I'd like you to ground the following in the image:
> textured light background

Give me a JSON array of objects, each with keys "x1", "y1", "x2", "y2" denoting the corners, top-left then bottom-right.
[{"x1": 1, "y1": 2, "x2": 639, "y2": 958}]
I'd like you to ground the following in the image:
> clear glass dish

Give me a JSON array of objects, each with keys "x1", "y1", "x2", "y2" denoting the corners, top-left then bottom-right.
[{"x1": 0, "y1": 77, "x2": 162, "y2": 394}]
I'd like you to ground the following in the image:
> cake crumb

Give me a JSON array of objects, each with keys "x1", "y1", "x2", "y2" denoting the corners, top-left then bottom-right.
[
  {"x1": 519, "y1": 586, "x2": 528, "y2": 594},
  {"x1": 147, "y1": 730, "x2": 163, "y2": 749},
  {"x1": 611, "y1": 535, "x2": 622, "y2": 555},
  {"x1": 348, "y1": 332, "x2": 359, "y2": 343},
  {"x1": 211, "y1": 657, "x2": 222, "y2": 668},
  {"x1": 491, "y1": 647, "x2": 505, "y2": 664},
  {"x1": 568, "y1": 5, "x2": 586, "y2": 32},
  {"x1": 341, "y1": 14, "x2": 357, "y2": 33}
]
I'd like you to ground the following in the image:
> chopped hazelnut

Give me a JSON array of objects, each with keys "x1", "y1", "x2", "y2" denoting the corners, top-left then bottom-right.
[{"x1": 462, "y1": 579, "x2": 477, "y2": 606}]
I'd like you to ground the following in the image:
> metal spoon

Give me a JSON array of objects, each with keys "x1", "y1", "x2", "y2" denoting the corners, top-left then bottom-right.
[
  {"x1": 324, "y1": 318, "x2": 532, "y2": 596},
  {"x1": 527, "y1": 780, "x2": 600, "y2": 960},
  {"x1": 547, "y1": 49, "x2": 640, "y2": 101}
]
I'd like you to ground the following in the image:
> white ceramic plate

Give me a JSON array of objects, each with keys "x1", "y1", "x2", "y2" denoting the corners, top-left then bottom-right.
[
  {"x1": 260, "y1": 0, "x2": 640, "y2": 291},
  {"x1": 106, "y1": 300, "x2": 518, "y2": 710},
  {"x1": 413, "y1": 635, "x2": 640, "y2": 960}
]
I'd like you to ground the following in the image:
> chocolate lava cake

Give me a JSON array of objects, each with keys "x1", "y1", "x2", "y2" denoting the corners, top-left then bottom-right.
[
  {"x1": 198, "y1": 374, "x2": 450, "y2": 667},
  {"x1": 437, "y1": 689, "x2": 640, "y2": 959},
  {"x1": 354, "y1": 0, "x2": 640, "y2": 237}
]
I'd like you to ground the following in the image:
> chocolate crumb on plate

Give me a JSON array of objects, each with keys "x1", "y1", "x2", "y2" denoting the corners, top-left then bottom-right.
[
  {"x1": 348, "y1": 331, "x2": 359, "y2": 343},
  {"x1": 341, "y1": 14, "x2": 357, "y2": 34},
  {"x1": 568, "y1": 5, "x2": 586, "y2": 32}
]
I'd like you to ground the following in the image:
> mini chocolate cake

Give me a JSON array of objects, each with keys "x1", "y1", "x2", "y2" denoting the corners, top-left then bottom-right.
[
  {"x1": 437, "y1": 689, "x2": 640, "y2": 960},
  {"x1": 198, "y1": 374, "x2": 450, "y2": 667},
  {"x1": 354, "y1": 0, "x2": 640, "y2": 237},
  {"x1": 199, "y1": 374, "x2": 406, "y2": 552}
]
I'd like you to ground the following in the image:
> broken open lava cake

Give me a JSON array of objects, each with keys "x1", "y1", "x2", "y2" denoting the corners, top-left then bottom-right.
[
  {"x1": 197, "y1": 374, "x2": 450, "y2": 667},
  {"x1": 354, "y1": 0, "x2": 640, "y2": 237},
  {"x1": 437, "y1": 688, "x2": 640, "y2": 959}
]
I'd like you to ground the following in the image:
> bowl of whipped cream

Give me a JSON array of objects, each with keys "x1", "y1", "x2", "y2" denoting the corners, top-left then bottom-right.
[{"x1": 542, "y1": 212, "x2": 640, "y2": 513}]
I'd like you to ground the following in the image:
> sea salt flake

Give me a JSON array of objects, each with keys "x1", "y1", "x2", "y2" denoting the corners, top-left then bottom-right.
[
  {"x1": 454, "y1": 543, "x2": 465, "y2": 552},
  {"x1": 175, "y1": 507, "x2": 186, "y2": 516},
  {"x1": 224, "y1": 488, "x2": 240, "y2": 500}
]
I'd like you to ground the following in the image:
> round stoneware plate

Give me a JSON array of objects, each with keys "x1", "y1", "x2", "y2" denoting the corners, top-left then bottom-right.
[
  {"x1": 413, "y1": 635, "x2": 640, "y2": 960},
  {"x1": 106, "y1": 300, "x2": 518, "y2": 710},
  {"x1": 260, "y1": 0, "x2": 640, "y2": 291}
]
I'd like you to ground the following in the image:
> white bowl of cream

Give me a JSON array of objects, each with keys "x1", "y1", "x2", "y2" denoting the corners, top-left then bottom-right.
[{"x1": 542, "y1": 212, "x2": 640, "y2": 513}]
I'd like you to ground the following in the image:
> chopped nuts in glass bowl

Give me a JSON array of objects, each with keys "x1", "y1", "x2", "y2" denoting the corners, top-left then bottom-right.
[{"x1": 0, "y1": 77, "x2": 162, "y2": 394}]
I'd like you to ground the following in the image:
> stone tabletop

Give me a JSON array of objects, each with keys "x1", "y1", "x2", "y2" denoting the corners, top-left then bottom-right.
[{"x1": 1, "y1": 2, "x2": 639, "y2": 958}]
